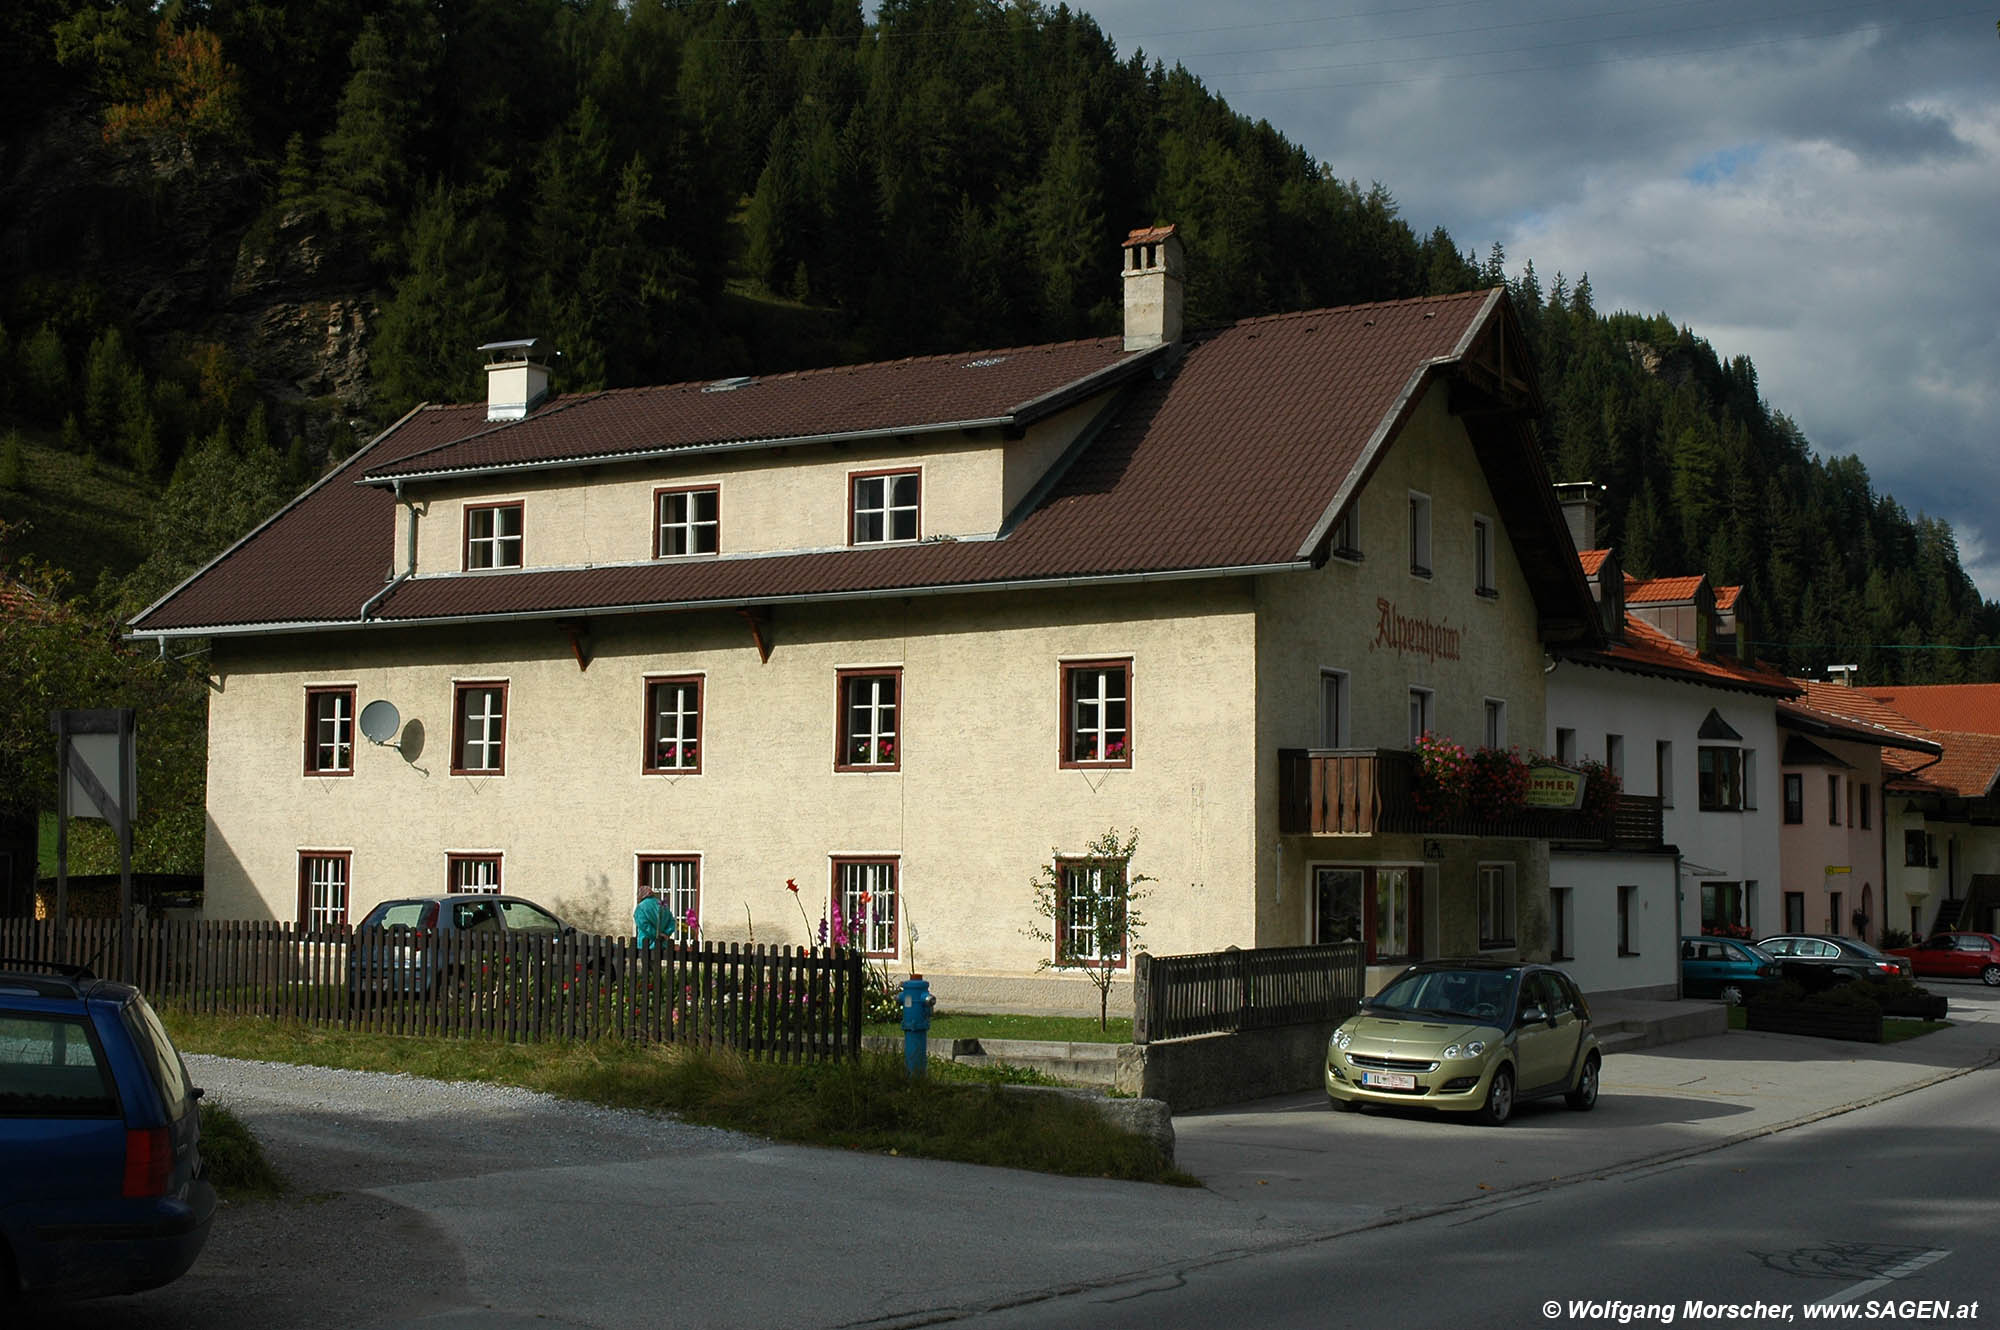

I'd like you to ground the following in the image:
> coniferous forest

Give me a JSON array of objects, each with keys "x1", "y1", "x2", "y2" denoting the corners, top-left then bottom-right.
[{"x1": 0, "y1": 0, "x2": 1995, "y2": 872}]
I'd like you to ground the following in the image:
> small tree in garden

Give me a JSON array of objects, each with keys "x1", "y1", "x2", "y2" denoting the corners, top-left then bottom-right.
[{"x1": 1024, "y1": 828, "x2": 1153, "y2": 1030}]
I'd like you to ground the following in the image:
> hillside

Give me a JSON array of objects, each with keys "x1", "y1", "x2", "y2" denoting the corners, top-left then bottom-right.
[{"x1": 0, "y1": 0, "x2": 1993, "y2": 682}]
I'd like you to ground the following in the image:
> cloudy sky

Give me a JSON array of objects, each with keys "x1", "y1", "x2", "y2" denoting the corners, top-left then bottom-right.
[{"x1": 1066, "y1": 0, "x2": 1999, "y2": 598}]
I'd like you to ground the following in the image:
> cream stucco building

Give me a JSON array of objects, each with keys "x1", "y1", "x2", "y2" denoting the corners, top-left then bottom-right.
[{"x1": 133, "y1": 228, "x2": 1617, "y2": 1010}]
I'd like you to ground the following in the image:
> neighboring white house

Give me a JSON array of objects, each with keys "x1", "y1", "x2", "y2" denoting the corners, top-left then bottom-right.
[{"x1": 1545, "y1": 488, "x2": 1795, "y2": 996}]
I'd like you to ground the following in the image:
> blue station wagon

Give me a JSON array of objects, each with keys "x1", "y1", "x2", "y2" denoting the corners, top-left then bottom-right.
[
  {"x1": 1680, "y1": 935, "x2": 1780, "y2": 1004},
  {"x1": 0, "y1": 960, "x2": 216, "y2": 1300}
]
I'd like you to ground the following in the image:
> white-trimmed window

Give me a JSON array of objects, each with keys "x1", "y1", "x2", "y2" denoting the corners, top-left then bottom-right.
[
  {"x1": 1064, "y1": 660, "x2": 1132, "y2": 767},
  {"x1": 638, "y1": 855, "x2": 701, "y2": 933},
  {"x1": 1556, "y1": 727, "x2": 1577, "y2": 764},
  {"x1": 1472, "y1": 515, "x2": 1496, "y2": 596},
  {"x1": 1550, "y1": 887, "x2": 1573, "y2": 960},
  {"x1": 1319, "y1": 669, "x2": 1349, "y2": 748},
  {"x1": 1483, "y1": 698, "x2": 1506, "y2": 749},
  {"x1": 1408, "y1": 688, "x2": 1434, "y2": 747},
  {"x1": 655, "y1": 486, "x2": 720, "y2": 557},
  {"x1": 1056, "y1": 856, "x2": 1129, "y2": 967},
  {"x1": 851, "y1": 470, "x2": 920, "y2": 544},
  {"x1": 645, "y1": 676, "x2": 703, "y2": 774},
  {"x1": 1657, "y1": 740, "x2": 1674, "y2": 807},
  {"x1": 833, "y1": 858, "x2": 898, "y2": 958},
  {"x1": 1478, "y1": 863, "x2": 1515, "y2": 949},
  {"x1": 1408, "y1": 491, "x2": 1432, "y2": 577},
  {"x1": 837, "y1": 669, "x2": 901, "y2": 770},
  {"x1": 1330, "y1": 507, "x2": 1361, "y2": 561},
  {"x1": 1606, "y1": 733, "x2": 1625, "y2": 782},
  {"x1": 453, "y1": 682, "x2": 508, "y2": 775},
  {"x1": 298, "y1": 852, "x2": 349, "y2": 930},
  {"x1": 305, "y1": 686, "x2": 354, "y2": 775},
  {"x1": 464, "y1": 502, "x2": 523, "y2": 569},
  {"x1": 448, "y1": 854, "x2": 501, "y2": 894}
]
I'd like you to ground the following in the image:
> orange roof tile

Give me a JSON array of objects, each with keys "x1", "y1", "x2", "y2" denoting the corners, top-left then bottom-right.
[
  {"x1": 1578, "y1": 549, "x2": 1610, "y2": 576},
  {"x1": 1560, "y1": 614, "x2": 1796, "y2": 696},
  {"x1": 1715, "y1": 585, "x2": 1741, "y2": 610},
  {"x1": 1866, "y1": 685, "x2": 2000, "y2": 737},
  {"x1": 1625, "y1": 575, "x2": 1705, "y2": 603}
]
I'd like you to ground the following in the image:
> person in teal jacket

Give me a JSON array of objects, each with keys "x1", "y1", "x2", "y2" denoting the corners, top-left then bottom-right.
[{"x1": 634, "y1": 895, "x2": 676, "y2": 948}]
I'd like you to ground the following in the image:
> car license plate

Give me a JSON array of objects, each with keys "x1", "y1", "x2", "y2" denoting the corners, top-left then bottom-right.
[{"x1": 1362, "y1": 1071, "x2": 1415, "y2": 1090}]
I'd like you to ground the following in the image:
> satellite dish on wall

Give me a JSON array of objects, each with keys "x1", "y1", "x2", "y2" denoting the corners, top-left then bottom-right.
[{"x1": 359, "y1": 700, "x2": 402, "y2": 746}]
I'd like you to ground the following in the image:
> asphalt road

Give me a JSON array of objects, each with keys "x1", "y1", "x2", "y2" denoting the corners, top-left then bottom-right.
[
  {"x1": 23, "y1": 983, "x2": 2000, "y2": 1329},
  {"x1": 961, "y1": 1060, "x2": 2000, "y2": 1329}
]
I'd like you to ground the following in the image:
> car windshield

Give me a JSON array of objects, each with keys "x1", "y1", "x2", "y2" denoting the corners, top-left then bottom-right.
[{"x1": 1365, "y1": 967, "x2": 1517, "y2": 1021}]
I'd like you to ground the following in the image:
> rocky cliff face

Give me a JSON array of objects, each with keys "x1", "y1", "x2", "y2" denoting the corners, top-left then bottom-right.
[{"x1": 0, "y1": 101, "x2": 380, "y2": 435}]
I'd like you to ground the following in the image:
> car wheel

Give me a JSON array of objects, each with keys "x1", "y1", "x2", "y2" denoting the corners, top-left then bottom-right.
[
  {"x1": 1477, "y1": 1065, "x2": 1515, "y2": 1126},
  {"x1": 1983, "y1": 964, "x2": 2000, "y2": 987},
  {"x1": 1718, "y1": 983, "x2": 1746, "y2": 1006},
  {"x1": 1565, "y1": 1053, "x2": 1601, "y2": 1110}
]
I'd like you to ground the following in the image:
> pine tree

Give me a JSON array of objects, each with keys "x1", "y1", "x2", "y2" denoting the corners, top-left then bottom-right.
[{"x1": 0, "y1": 429, "x2": 24, "y2": 491}]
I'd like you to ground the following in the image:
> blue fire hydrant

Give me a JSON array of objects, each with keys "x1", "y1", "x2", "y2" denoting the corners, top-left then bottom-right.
[{"x1": 899, "y1": 975, "x2": 935, "y2": 1078}]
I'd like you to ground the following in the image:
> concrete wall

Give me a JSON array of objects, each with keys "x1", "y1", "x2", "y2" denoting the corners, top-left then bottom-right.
[
  {"x1": 1116, "y1": 1022, "x2": 1339, "y2": 1111},
  {"x1": 1548, "y1": 849, "x2": 1680, "y2": 996}
]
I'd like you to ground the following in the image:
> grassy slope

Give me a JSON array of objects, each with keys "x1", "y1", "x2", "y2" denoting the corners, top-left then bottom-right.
[{"x1": 0, "y1": 426, "x2": 155, "y2": 598}]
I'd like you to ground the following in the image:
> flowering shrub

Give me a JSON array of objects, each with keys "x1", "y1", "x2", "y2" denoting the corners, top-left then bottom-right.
[
  {"x1": 1701, "y1": 922, "x2": 1753, "y2": 939},
  {"x1": 1467, "y1": 744, "x2": 1529, "y2": 819},
  {"x1": 1575, "y1": 757, "x2": 1621, "y2": 825},
  {"x1": 1412, "y1": 732, "x2": 1472, "y2": 818}
]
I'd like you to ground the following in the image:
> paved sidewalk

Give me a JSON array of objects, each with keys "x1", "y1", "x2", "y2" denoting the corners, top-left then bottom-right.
[{"x1": 1168, "y1": 981, "x2": 2000, "y2": 1231}]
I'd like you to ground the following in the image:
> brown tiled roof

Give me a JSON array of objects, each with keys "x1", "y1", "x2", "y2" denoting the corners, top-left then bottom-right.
[
  {"x1": 132, "y1": 289, "x2": 1593, "y2": 637},
  {"x1": 363, "y1": 338, "x2": 1153, "y2": 483},
  {"x1": 1560, "y1": 615, "x2": 1797, "y2": 697},
  {"x1": 1778, "y1": 683, "x2": 1939, "y2": 755}
]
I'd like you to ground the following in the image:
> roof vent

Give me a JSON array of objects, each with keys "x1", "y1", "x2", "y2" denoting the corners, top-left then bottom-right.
[
  {"x1": 964, "y1": 356, "x2": 1009, "y2": 369},
  {"x1": 702, "y1": 376, "x2": 755, "y2": 394},
  {"x1": 479, "y1": 339, "x2": 551, "y2": 422}
]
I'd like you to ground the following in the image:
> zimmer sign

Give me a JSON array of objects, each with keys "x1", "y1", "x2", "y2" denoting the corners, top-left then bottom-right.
[{"x1": 1525, "y1": 763, "x2": 1586, "y2": 810}]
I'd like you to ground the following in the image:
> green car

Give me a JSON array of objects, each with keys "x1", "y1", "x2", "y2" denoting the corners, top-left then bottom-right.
[{"x1": 1325, "y1": 959, "x2": 1601, "y2": 1125}]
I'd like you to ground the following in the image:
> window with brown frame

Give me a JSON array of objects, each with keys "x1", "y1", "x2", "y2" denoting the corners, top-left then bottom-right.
[
  {"x1": 836, "y1": 669, "x2": 901, "y2": 770},
  {"x1": 304, "y1": 686, "x2": 355, "y2": 775},
  {"x1": 448, "y1": 853, "x2": 501, "y2": 894},
  {"x1": 298, "y1": 852, "x2": 350, "y2": 930},
  {"x1": 850, "y1": 470, "x2": 920, "y2": 544},
  {"x1": 1062, "y1": 660, "x2": 1131, "y2": 767},
  {"x1": 654, "y1": 486, "x2": 719, "y2": 557},
  {"x1": 463, "y1": 502, "x2": 523, "y2": 569},
  {"x1": 644, "y1": 676, "x2": 703, "y2": 774},
  {"x1": 452, "y1": 682, "x2": 508, "y2": 775},
  {"x1": 832, "y1": 857, "x2": 898, "y2": 958}
]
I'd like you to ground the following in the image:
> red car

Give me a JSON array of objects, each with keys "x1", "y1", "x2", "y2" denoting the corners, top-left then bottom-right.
[{"x1": 1887, "y1": 932, "x2": 2000, "y2": 986}]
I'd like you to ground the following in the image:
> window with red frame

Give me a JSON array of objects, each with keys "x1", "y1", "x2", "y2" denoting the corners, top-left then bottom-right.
[
  {"x1": 645, "y1": 677, "x2": 702, "y2": 774},
  {"x1": 638, "y1": 856, "x2": 700, "y2": 936},
  {"x1": 305, "y1": 687, "x2": 354, "y2": 775},
  {"x1": 837, "y1": 669, "x2": 900, "y2": 770},
  {"x1": 453, "y1": 683, "x2": 508, "y2": 774},
  {"x1": 1062, "y1": 660, "x2": 1130, "y2": 767},
  {"x1": 448, "y1": 854, "x2": 501, "y2": 894},
  {"x1": 832, "y1": 858, "x2": 898, "y2": 958}
]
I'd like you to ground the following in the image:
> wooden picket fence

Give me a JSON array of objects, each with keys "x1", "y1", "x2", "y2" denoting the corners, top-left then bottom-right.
[
  {"x1": 1133, "y1": 942, "x2": 1364, "y2": 1043},
  {"x1": 0, "y1": 918, "x2": 865, "y2": 1062}
]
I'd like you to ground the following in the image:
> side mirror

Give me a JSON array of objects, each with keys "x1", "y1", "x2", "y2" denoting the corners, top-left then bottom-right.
[{"x1": 1518, "y1": 1004, "x2": 1548, "y2": 1027}]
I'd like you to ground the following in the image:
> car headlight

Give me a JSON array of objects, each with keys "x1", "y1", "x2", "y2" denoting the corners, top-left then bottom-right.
[
  {"x1": 1440, "y1": 1040, "x2": 1487, "y2": 1060},
  {"x1": 1331, "y1": 1027, "x2": 1352, "y2": 1050}
]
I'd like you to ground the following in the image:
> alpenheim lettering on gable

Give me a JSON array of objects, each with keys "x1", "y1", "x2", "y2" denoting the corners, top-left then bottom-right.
[{"x1": 1370, "y1": 597, "x2": 1463, "y2": 663}]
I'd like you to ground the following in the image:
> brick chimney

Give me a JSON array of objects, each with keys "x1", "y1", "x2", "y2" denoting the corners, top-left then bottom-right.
[
  {"x1": 1122, "y1": 225, "x2": 1184, "y2": 351},
  {"x1": 479, "y1": 338, "x2": 551, "y2": 421}
]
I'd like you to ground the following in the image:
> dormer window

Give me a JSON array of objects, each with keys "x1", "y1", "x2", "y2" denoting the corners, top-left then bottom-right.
[
  {"x1": 656, "y1": 486, "x2": 719, "y2": 558},
  {"x1": 852, "y1": 470, "x2": 920, "y2": 544},
  {"x1": 464, "y1": 502, "x2": 523, "y2": 570}
]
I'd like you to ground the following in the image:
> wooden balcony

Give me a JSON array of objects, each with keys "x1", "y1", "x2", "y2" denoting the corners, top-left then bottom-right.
[{"x1": 1278, "y1": 749, "x2": 1664, "y2": 847}]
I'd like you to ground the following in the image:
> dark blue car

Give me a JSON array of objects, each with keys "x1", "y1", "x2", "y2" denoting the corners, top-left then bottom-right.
[
  {"x1": 0, "y1": 960, "x2": 216, "y2": 1300},
  {"x1": 1680, "y1": 935, "x2": 1780, "y2": 1004}
]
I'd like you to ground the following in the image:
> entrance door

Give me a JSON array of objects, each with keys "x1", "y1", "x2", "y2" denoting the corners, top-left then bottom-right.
[{"x1": 1314, "y1": 868, "x2": 1362, "y2": 946}]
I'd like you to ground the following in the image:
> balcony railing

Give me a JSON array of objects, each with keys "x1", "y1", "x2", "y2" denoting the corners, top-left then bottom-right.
[{"x1": 1278, "y1": 748, "x2": 1663, "y2": 847}]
